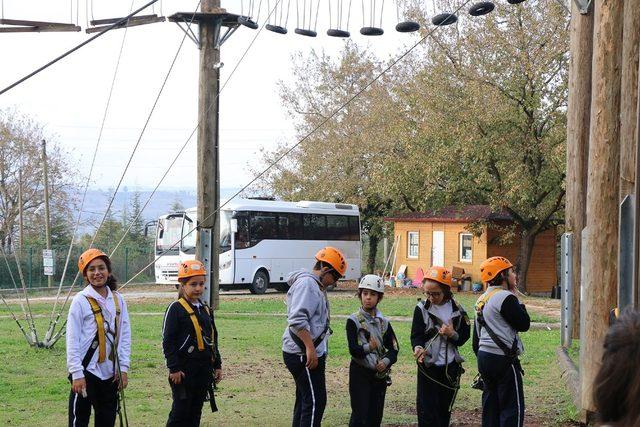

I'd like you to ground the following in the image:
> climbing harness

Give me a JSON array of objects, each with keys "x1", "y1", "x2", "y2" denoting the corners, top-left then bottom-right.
[{"x1": 354, "y1": 310, "x2": 392, "y2": 384}]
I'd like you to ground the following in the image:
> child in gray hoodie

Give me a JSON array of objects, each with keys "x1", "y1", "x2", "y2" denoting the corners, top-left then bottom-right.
[{"x1": 281, "y1": 247, "x2": 347, "y2": 427}]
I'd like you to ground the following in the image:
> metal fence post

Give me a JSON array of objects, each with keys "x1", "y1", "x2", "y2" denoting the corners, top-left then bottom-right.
[
  {"x1": 28, "y1": 247, "x2": 33, "y2": 288},
  {"x1": 561, "y1": 233, "x2": 573, "y2": 348},
  {"x1": 125, "y1": 247, "x2": 129, "y2": 282}
]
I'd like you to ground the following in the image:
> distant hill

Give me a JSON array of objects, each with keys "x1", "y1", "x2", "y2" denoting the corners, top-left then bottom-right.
[{"x1": 77, "y1": 187, "x2": 240, "y2": 234}]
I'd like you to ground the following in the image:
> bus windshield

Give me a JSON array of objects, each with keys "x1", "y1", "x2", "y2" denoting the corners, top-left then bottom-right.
[
  {"x1": 220, "y1": 210, "x2": 232, "y2": 253},
  {"x1": 181, "y1": 214, "x2": 197, "y2": 254},
  {"x1": 156, "y1": 214, "x2": 183, "y2": 255},
  {"x1": 180, "y1": 210, "x2": 233, "y2": 254}
]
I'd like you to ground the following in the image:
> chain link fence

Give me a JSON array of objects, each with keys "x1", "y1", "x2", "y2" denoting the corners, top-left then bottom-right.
[{"x1": 0, "y1": 245, "x2": 155, "y2": 289}]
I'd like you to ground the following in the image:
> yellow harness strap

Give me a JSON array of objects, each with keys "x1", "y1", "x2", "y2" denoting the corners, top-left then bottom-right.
[
  {"x1": 178, "y1": 298, "x2": 205, "y2": 351},
  {"x1": 475, "y1": 288, "x2": 502, "y2": 312},
  {"x1": 86, "y1": 297, "x2": 107, "y2": 363}
]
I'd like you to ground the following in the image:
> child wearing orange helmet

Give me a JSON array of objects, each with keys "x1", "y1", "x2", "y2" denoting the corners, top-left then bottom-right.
[
  {"x1": 411, "y1": 266, "x2": 470, "y2": 427},
  {"x1": 66, "y1": 249, "x2": 131, "y2": 427},
  {"x1": 281, "y1": 246, "x2": 347, "y2": 426},
  {"x1": 162, "y1": 260, "x2": 222, "y2": 426},
  {"x1": 472, "y1": 256, "x2": 530, "y2": 427}
]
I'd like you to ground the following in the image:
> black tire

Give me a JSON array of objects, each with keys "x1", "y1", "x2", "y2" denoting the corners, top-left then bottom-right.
[{"x1": 250, "y1": 270, "x2": 269, "y2": 294}]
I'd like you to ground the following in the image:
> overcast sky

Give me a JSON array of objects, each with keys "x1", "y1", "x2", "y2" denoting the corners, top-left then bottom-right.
[{"x1": 1, "y1": 0, "x2": 424, "y2": 193}]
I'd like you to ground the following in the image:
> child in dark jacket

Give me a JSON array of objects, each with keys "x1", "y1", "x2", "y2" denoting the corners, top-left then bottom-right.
[
  {"x1": 162, "y1": 260, "x2": 222, "y2": 427},
  {"x1": 411, "y1": 266, "x2": 470, "y2": 427},
  {"x1": 346, "y1": 274, "x2": 399, "y2": 427}
]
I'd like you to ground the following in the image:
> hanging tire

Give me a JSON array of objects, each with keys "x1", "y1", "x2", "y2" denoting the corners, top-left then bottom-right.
[{"x1": 250, "y1": 270, "x2": 269, "y2": 294}]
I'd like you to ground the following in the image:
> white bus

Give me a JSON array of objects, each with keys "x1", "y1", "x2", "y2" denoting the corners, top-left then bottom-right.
[{"x1": 153, "y1": 198, "x2": 362, "y2": 293}]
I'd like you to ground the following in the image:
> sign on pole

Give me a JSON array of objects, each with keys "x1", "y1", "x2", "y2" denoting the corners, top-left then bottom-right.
[{"x1": 43, "y1": 249, "x2": 55, "y2": 276}]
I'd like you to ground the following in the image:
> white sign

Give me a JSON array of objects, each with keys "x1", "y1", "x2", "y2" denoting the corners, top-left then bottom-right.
[{"x1": 43, "y1": 250, "x2": 55, "y2": 276}]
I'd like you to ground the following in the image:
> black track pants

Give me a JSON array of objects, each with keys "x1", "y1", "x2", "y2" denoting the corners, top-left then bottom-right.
[
  {"x1": 166, "y1": 365, "x2": 211, "y2": 427},
  {"x1": 348, "y1": 361, "x2": 388, "y2": 427},
  {"x1": 477, "y1": 350, "x2": 525, "y2": 427},
  {"x1": 416, "y1": 362, "x2": 461, "y2": 427},
  {"x1": 283, "y1": 351, "x2": 327, "y2": 427},
  {"x1": 68, "y1": 371, "x2": 118, "y2": 427}
]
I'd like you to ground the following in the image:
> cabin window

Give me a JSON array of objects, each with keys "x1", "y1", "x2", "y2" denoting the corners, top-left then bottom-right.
[
  {"x1": 408, "y1": 231, "x2": 419, "y2": 259},
  {"x1": 460, "y1": 233, "x2": 473, "y2": 262}
]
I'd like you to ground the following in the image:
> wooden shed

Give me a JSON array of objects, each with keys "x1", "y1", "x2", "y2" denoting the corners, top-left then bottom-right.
[{"x1": 385, "y1": 205, "x2": 558, "y2": 294}]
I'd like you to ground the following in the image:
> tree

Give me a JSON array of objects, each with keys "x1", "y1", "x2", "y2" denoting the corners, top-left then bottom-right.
[
  {"x1": 171, "y1": 195, "x2": 184, "y2": 212},
  {"x1": 258, "y1": 43, "x2": 397, "y2": 273},
  {"x1": 0, "y1": 109, "x2": 77, "y2": 252},
  {"x1": 126, "y1": 191, "x2": 148, "y2": 246},
  {"x1": 263, "y1": 1, "x2": 568, "y2": 290},
  {"x1": 386, "y1": 0, "x2": 568, "y2": 290}
]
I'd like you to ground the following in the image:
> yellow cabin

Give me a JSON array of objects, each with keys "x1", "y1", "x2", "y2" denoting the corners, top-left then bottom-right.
[{"x1": 385, "y1": 205, "x2": 558, "y2": 294}]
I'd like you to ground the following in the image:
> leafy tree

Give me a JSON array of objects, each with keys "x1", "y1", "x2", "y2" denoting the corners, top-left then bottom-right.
[
  {"x1": 386, "y1": 0, "x2": 568, "y2": 290},
  {"x1": 0, "y1": 109, "x2": 77, "y2": 252},
  {"x1": 263, "y1": 1, "x2": 567, "y2": 290},
  {"x1": 258, "y1": 43, "x2": 396, "y2": 273}
]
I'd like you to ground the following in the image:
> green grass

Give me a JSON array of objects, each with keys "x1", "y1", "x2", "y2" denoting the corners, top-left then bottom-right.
[{"x1": 0, "y1": 295, "x2": 573, "y2": 426}]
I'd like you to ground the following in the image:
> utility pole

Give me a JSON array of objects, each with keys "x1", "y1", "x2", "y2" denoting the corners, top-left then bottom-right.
[
  {"x1": 169, "y1": 0, "x2": 244, "y2": 309},
  {"x1": 42, "y1": 140, "x2": 53, "y2": 288},
  {"x1": 198, "y1": 0, "x2": 221, "y2": 309},
  {"x1": 580, "y1": 0, "x2": 623, "y2": 419},
  {"x1": 565, "y1": 0, "x2": 594, "y2": 340}
]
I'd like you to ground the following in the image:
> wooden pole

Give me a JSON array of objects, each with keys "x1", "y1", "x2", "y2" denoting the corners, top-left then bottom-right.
[
  {"x1": 42, "y1": 140, "x2": 53, "y2": 288},
  {"x1": 18, "y1": 163, "x2": 24, "y2": 259},
  {"x1": 197, "y1": 0, "x2": 221, "y2": 309},
  {"x1": 580, "y1": 0, "x2": 624, "y2": 418},
  {"x1": 565, "y1": 0, "x2": 594, "y2": 339},
  {"x1": 620, "y1": 0, "x2": 640, "y2": 310},
  {"x1": 619, "y1": 0, "x2": 640, "y2": 200}
]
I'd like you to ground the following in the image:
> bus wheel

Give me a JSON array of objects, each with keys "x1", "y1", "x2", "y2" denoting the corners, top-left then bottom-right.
[{"x1": 250, "y1": 270, "x2": 269, "y2": 294}]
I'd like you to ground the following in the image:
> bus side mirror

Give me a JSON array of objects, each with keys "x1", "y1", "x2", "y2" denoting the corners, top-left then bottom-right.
[
  {"x1": 144, "y1": 220, "x2": 157, "y2": 237},
  {"x1": 230, "y1": 219, "x2": 238, "y2": 233}
]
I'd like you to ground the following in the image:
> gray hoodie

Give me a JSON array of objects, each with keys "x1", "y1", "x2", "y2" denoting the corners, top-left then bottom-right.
[{"x1": 281, "y1": 270, "x2": 330, "y2": 356}]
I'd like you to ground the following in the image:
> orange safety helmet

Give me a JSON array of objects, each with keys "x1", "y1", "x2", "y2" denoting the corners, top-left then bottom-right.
[
  {"x1": 178, "y1": 260, "x2": 207, "y2": 280},
  {"x1": 78, "y1": 248, "x2": 110, "y2": 275},
  {"x1": 480, "y1": 256, "x2": 513, "y2": 283},
  {"x1": 424, "y1": 266, "x2": 453, "y2": 288},
  {"x1": 315, "y1": 246, "x2": 347, "y2": 278}
]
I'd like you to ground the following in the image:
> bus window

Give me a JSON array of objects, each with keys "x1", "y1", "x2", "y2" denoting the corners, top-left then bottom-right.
[
  {"x1": 220, "y1": 211, "x2": 232, "y2": 253},
  {"x1": 349, "y1": 216, "x2": 361, "y2": 241},
  {"x1": 278, "y1": 213, "x2": 303, "y2": 239},
  {"x1": 251, "y1": 212, "x2": 278, "y2": 244},
  {"x1": 181, "y1": 215, "x2": 197, "y2": 254},
  {"x1": 235, "y1": 213, "x2": 250, "y2": 248},
  {"x1": 304, "y1": 214, "x2": 327, "y2": 240},
  {"x1": 326, "y1": 215, "x2": 350, "y2": 240},
  {"x1": 156, "y1": 215, "x2": 183, "y2": 255}
]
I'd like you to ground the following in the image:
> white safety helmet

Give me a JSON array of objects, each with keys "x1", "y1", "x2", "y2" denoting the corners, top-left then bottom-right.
[{"x1": 358, "y1": 274, "x2": 385, "y2": 294}]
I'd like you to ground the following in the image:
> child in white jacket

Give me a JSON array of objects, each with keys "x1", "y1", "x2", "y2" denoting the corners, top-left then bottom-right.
[{"x1": 66, "y1": 249, "x2": 131, "y2": 427}]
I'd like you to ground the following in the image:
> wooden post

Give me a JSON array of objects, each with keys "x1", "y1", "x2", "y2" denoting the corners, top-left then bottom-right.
[
  {"x1": 197, "y1": 0, "x2": 221, "y2": 309},
  {"x1": 42, "y1": 140, "x2": 53, "y2": 288},
  {"x1": 620, "y1": 0, "x2": 640, "y2": 310},
  {"x1": 619, "y1": 0, "x2": 640, "y2": 200},
  {"x1": 18, "y1": 163, "x2": 24, "y2": 259},
  {"x1": 565, "y1": 0, "x2": 593, "y2": 339},
  {"x1": 580, "y1": 0, "x2": 624, "y2": 418}
]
